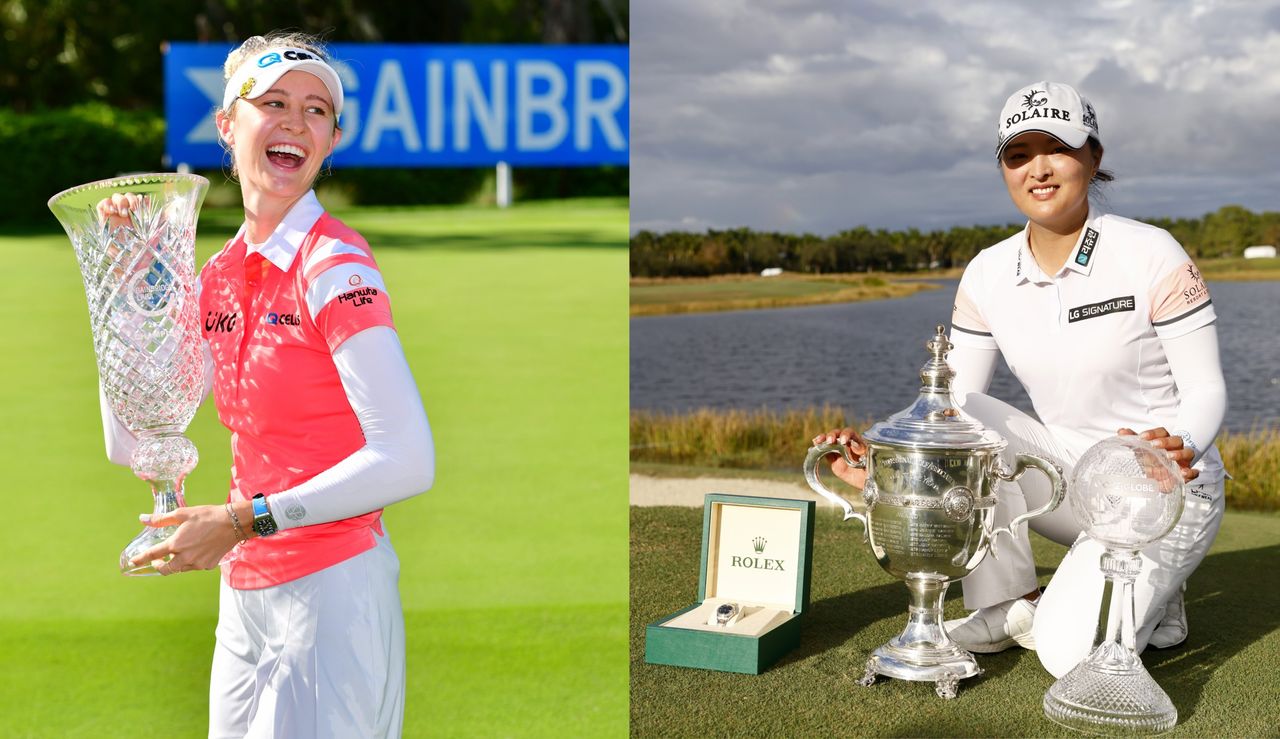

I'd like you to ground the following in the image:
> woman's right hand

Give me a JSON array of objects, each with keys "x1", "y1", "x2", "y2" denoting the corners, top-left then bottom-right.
[{"x1": 811, "y1": 426, "x2": 868, "y2": 489}]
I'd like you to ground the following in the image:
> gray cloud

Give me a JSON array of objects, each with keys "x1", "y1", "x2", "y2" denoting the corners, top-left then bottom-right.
[{"x1": 632, "y1": 0, "x2": 1280, "y2": 234}]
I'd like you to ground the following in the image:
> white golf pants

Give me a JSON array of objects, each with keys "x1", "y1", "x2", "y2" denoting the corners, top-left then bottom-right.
[
  {"x1": 958, "y1": 393, "x2": 1225, "y2": 678},
  {"x1": 209, "y1": 530, "x2": 406, "y2": 738}
]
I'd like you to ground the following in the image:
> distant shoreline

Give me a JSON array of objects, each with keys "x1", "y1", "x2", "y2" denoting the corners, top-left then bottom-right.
[{"x1": 631, "y1": 259, "x2": 1280, "y2": 316}]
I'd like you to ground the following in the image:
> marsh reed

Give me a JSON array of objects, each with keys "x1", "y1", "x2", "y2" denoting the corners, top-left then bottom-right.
[{"x1": 631, "y1": 407, "x2": 1280, "y2": 512}]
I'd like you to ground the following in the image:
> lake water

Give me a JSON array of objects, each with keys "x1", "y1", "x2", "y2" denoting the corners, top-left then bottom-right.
[{"x1": 630, "y1": 280, "x2": 1280, "y2": 432}]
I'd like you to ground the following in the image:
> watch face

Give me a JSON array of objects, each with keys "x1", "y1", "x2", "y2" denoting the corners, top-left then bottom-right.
[{"x1": 716, "y1": 604, "x2": 734, "y2": 616}]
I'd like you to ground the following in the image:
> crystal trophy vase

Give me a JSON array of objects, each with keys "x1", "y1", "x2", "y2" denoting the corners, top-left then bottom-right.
[
  {"x1": 1043, "y1": 435, "x2": 1185, "y2": 734},
  {"x1": 49, "y1": 174, "x2": 208, "y2": 576},
  {"x1": 803, "y1": 325, "x2": 1066, "y2": 699}
]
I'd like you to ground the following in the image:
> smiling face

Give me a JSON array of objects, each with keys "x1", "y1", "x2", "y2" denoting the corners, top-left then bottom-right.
[
  {"x1": 999, "y1": 131, "x2": 1100, "y2": 233},
  {"x1": 216, "y1": 69, "x2": 341, "y2": 212}
]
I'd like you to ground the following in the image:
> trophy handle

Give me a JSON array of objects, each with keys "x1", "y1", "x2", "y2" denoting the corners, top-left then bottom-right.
[
  {"x1": 988, "y1": 453, "x2": 1066, "y2": 559},
  {"x1": 803, "y1": 443, "x2": 870, "y2": 540}
]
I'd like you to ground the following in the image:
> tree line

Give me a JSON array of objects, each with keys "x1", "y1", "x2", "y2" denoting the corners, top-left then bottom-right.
[{"x1": 630, "y1": 205, "x2": 1280, "y2": 277}]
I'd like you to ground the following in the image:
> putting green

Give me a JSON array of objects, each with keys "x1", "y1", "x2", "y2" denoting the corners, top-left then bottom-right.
[
  {"x1": 0, "y1": 198, "x2": 628, "y2": 737},
  {"x1": 631, "y1": 505, "x2": 1280, "y2": 737}
]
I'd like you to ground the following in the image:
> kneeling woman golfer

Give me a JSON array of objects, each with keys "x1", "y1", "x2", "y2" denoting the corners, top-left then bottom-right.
[
  {"x1": 815, "y1": 81, "x2": 1226, "y2": 678},
  {"x1": 101, "y1": 32, "x2": 434, "y2": 737}
]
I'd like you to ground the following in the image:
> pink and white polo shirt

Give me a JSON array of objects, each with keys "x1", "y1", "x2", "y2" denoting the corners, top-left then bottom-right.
[
  {"x1": 199, "y1": 191, "x2": 396, "y2": 589},
  {"x1": 950, "y1": 211, "x2": 1216, "y2": 460}
]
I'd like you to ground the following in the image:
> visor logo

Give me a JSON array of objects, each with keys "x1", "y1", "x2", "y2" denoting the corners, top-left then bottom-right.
[
  {"x1": 239, "y1": 78, "x2": 255, "y2": 97},
  {"x1": 259, "y1": 49, "x2": 317, "y2": 67}
]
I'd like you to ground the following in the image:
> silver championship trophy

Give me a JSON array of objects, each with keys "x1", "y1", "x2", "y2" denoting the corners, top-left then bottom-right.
[
  {"x1": 804, "y1": 325, "x2": 1065, "y2": 698},
  {"x1": 49, "y1": 174, "x2": 208, "y2": 576},
  {"x1": 1043, "y1": 435, "x2": 1184, "y2": 734}
]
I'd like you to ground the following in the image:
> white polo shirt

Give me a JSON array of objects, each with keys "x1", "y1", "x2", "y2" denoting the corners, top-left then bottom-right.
[{"x1": 950, "y1": 211, "x2": 1217, "y2": 462}]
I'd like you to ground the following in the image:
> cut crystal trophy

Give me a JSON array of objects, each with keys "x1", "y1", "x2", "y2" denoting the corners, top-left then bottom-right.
[
  {"x1": 1043, "y1": 435, "x2": 1185, "y2": 734},
  {"x1": 49, "y1": 174, "x2": 208, "y2": 576}
]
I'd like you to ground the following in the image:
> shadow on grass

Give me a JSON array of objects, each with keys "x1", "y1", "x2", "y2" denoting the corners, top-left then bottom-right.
[{"x1": 1148, "y1": 542, "x2": 1280, "y2": 721}]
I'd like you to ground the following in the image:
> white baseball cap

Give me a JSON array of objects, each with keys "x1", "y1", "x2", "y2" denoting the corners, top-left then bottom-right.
[
  {"x1": 222, "y1": 47, "x2": 344, "y2": 122},
  {"x1": 996, "y1": 81, "x2": 1099, "y2": 158}
]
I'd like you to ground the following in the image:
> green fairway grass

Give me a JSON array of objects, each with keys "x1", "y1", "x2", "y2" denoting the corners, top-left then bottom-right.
[
  {"x1": 630, "y1": 505, "x2": 1280, "y2": 737},
  {"x1": 0, "y1": 197, "x2": 628, "y2": 737}
]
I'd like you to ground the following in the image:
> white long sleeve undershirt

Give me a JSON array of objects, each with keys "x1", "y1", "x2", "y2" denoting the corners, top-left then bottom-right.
[
  {"x1": 946, "y1": 323, "x2": 1226, "y2": 464},
  {"x1": 101, "y1": 325, "x2": 435, "y2": 527}
]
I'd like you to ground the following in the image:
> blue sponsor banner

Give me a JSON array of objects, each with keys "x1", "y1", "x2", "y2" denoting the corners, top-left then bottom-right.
[{"x1": 163, "y1": 42, "x2": 628, "y2": 168}]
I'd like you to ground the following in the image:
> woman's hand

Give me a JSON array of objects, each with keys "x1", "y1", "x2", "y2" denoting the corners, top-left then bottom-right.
[
  {"x1": 1117, "y1": 427, "x2": 1199, "y2": 484},
  {"x1": 128, "y1": 503, "x2": 246, "y2": 575},
  {"x1": 96, "y1": 192, "x2": 142, "y2": 231},
  {"x1": 811, "y1": 426, "x2": 868, "y2": 489}
]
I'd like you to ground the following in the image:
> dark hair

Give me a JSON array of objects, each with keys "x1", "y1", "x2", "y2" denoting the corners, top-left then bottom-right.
[{"x1": 1088, "y1": 138, "x2": 1113, "y2": 185}]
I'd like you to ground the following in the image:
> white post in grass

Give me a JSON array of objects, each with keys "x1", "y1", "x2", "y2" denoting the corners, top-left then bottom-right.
[{"x1": 496, "y1": 161, "x2": 512, "y2": 209}]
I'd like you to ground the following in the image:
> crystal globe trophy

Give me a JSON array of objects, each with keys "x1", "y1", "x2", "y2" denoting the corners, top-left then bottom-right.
[
  {"x1": 49, "y1": 174, "x2": 208, "y2": 576},
  {"x1": 1043, "y1": 435, "x2": 1185, "y2": 734}
]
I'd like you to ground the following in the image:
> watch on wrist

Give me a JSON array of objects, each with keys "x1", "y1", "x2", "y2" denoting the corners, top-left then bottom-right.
[{"x1": 251, "y1": 494, "x2": 279, "y2": 537}]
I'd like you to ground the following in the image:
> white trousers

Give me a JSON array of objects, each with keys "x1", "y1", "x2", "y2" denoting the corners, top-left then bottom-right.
[
  {"x1": 209, "y1": 530, "x2": 406, "y2": 739},
  {"x1": 958, "y1": 393, "x2": 1225, "y2": 678}
]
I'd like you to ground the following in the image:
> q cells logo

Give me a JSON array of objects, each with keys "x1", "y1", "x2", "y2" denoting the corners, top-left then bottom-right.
[
  {"x1": 265, "y1": 311, "x2": 301, "y2": 327},
  {"x1": 257, "y1": 49, "x2": 317, "y2": 68}
]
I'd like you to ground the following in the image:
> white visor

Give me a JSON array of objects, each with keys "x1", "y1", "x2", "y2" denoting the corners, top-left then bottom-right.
[{"x1": 222, "y1": 47, "x2": 344, "y2": 122}]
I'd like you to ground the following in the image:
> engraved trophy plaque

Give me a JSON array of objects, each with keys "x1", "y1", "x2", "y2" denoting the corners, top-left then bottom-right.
[
  {"x1": 49, "y1": 174, "x2": 208, "y2": 576},
  {"x1": 1043, "y1": 435, "x2": 1184, "y2": 734},
  {"x1": 803, "y1": 325, "x2": 1066, "y2": 698}
]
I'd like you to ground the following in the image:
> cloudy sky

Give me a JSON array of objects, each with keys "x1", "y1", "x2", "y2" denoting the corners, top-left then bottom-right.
[{"x1": 631, "y1": 0, "x2": 1280, "y2": 235}]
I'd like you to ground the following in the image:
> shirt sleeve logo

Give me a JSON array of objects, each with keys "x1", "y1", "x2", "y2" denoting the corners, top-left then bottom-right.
[
  {"x1": 338, "y1": 287, "x2": 380, "y2": 307},
  {"x1": 1182, "y1": 264, "x2": 1208, "y2": 305},
  {"x1": 1067, "y1": 295, "x2": 1135, "y2": 323}
]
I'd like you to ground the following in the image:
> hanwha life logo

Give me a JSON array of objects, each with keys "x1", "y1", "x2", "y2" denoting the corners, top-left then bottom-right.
[{"x1": 349, "y1": 274, "x2": 363, "y2": 286}]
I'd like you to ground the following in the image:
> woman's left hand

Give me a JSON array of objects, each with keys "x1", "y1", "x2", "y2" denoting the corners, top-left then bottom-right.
[
  {"x1": 128, "y1": 504, "x2": 244, "y2": 575},
  {"x1": 1117, "y1": 426, "x2": 1200, "y2": 483}
]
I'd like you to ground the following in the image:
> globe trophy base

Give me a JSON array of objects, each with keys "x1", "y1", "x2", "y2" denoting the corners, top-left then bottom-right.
[
  {"x1": 857, "y1": 576, "x2": 981, "y2": 699},
  {"x1": 1043, "y1": 643, "x2": 1177, "y2": 735}
]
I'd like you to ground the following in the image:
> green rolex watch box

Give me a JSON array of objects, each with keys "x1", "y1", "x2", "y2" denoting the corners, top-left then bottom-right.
[{"x1": 644, "y1": 494, "x2": 815, "y2": 675}]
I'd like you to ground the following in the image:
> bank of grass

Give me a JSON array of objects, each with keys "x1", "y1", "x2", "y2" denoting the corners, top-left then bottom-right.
[
  {"x1": 1198, "y1": 255, "x2": 1280, "y2": 280},
  {"x1": 631, "y1": 407, "x2": 1280, "y2": 512},
  {"x1": 630, "y1": 257, "x2": 1280, "y2": 317},
  {"x1": 630, "y1": 505, "x2": 1280, "y2": 737},
  {"x1": 0, "y1": 198, "x2": 628, "y2": 737},
  {"x1": 630, "y1": 273, "x2": 938, "y2": 316}
]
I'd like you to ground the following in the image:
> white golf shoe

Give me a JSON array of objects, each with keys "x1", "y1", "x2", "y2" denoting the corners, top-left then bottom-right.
[
  {"x1": 944, "y1": 597, "x2": 1038, "y2": 653},
  {"x1": 1148, "y1": 583, "x2": 1187, "y2": 649}
]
